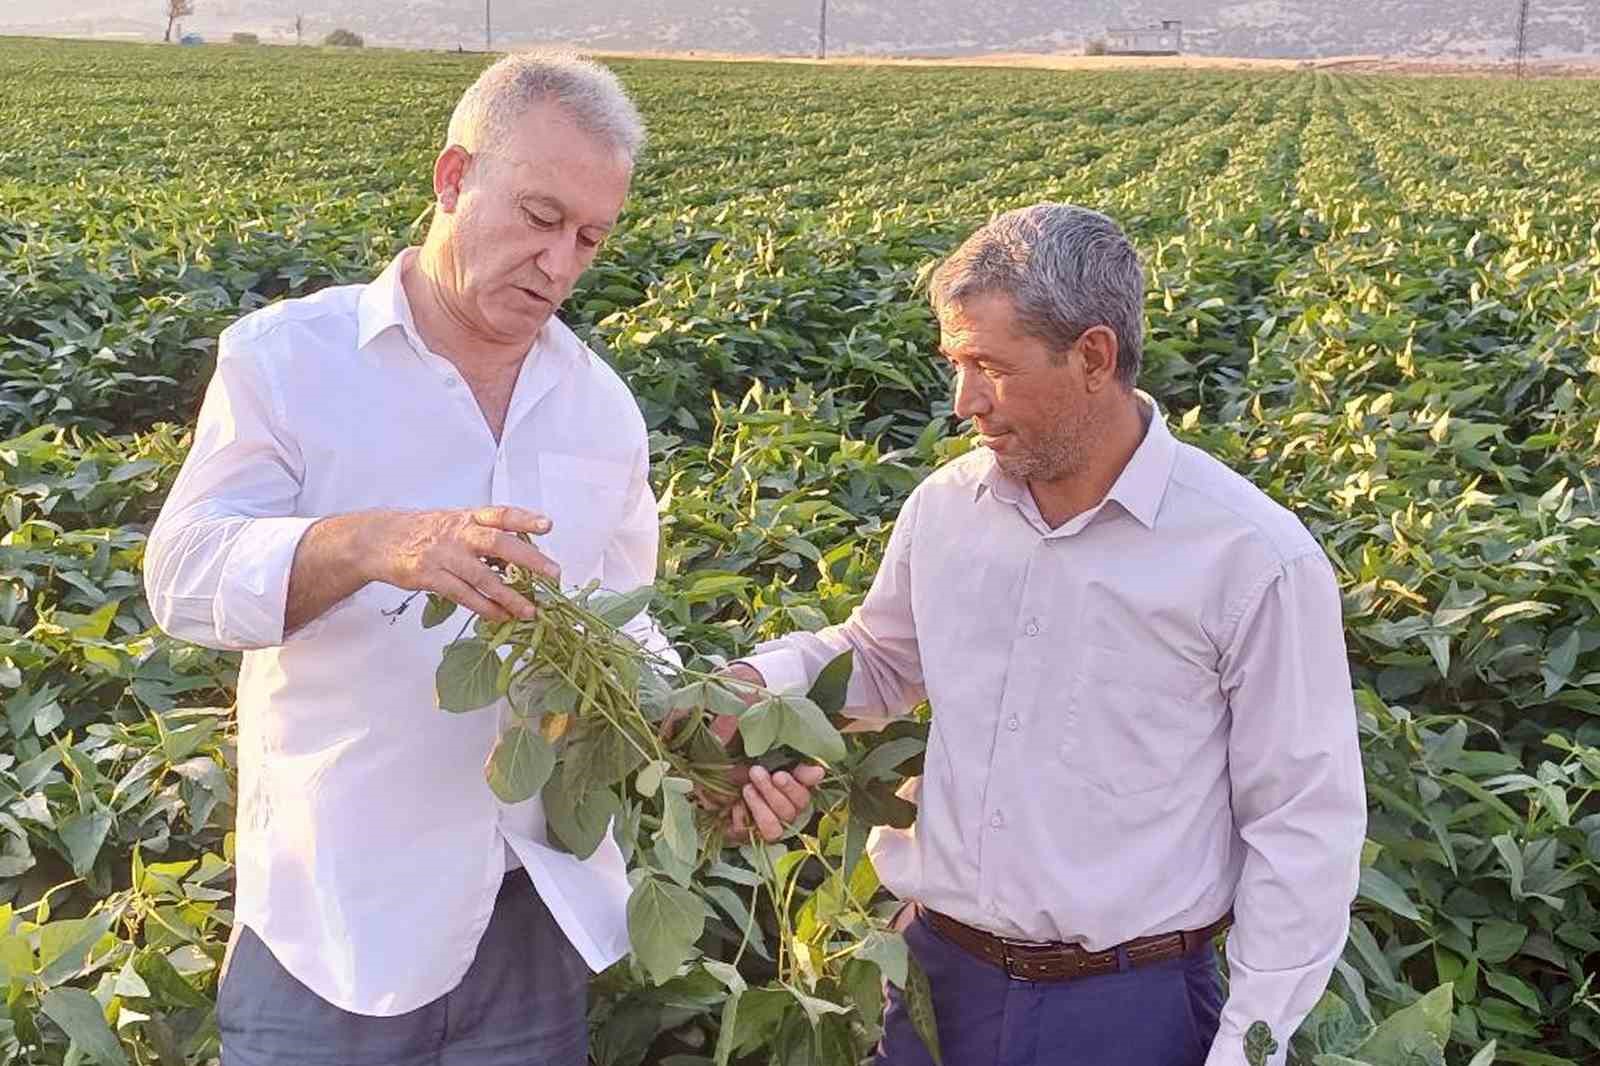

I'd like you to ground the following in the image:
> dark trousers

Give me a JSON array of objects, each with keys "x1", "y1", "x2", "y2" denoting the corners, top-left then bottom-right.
[
  {"x1": 218, "y1": 873, "x2": 589, "y2": 1066},
  {"x1": 876, "y1": 907, "x2": 1225, "y2": 1066}
]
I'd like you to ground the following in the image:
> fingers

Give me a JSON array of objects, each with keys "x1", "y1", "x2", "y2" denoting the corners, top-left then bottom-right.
[
  {"x1": 464, "y1": 524, "x2": 561, "y2": 582},
  {"x1": 791, "y1": 764, "x2": 826, "y2": 788},
  {"x1": 742, "y1": 765, "x2": 810, "y2": 843},
  {"x1": 473, "y1": 506, "x2": 553, "y2": 536},
  {"x1": 433, "y1": 570, "x2": 515, "y2": 624},
  {"x1": 455, "y1": 559, "x2": 538, "y2": 620}
]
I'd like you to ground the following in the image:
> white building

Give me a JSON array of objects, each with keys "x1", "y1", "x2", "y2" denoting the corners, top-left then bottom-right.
[{"x1": 1106, "y1": 19, "x2": 1184, "y2": 55}]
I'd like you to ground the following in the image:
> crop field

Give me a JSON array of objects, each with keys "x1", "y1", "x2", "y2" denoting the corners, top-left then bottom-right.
[{"x1": 1, "y1": 36, "x2": 1599, "y2": 1066}]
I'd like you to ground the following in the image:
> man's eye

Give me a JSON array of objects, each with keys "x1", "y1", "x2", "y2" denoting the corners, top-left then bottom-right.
[{"x1": 523, "y1": 209, "x2": 556, "y2": 227}]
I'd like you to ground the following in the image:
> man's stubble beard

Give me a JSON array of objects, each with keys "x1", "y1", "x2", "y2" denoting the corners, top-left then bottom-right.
[{"x1": 994, "y1": 401, "x2": 1104, "y2": 485}]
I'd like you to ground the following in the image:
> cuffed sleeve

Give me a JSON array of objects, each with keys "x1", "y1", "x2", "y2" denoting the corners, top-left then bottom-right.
[
  {"x1": 1204, "y1": 552, "x2": 1367, "y2": 1066},
  {"x1": 144, "y1": 325, "x2": 311, "y2": 651}
]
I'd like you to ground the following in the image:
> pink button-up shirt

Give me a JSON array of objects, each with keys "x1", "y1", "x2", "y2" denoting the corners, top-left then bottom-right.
[{"x1": 743, "y1": 396, "x2": 1366, "y2": 1066}]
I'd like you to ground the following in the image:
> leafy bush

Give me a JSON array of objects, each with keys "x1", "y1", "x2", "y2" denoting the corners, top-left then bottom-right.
[
  {"x1": 323, "y1": 28, "x2": 363, "y2": 48},
  {"x1": 1, "y1": 38, "x2": 1596, "y2": 1066},
  {"x1": 229, "y1": 33, "x2": 259, "y2": 46}
]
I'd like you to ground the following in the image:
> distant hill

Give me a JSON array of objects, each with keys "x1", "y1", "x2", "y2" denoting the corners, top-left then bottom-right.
[{"x1": 4, "y1": 0, "x2": 1596, "y2": 60}]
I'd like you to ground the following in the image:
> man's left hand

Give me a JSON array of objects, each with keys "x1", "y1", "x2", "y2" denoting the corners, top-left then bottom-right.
[{"x1": 731, "y1": 764, "x2": 827, "y2": 842}]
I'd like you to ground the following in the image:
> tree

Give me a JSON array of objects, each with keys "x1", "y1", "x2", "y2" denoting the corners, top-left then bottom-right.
[
  {"x1": 324, "y1": 28, "x2": 364, "y2": 47},
  {"x1": 295, "y1": 14, "x2": 304, "y2": 45},
  {"x1": 163, "y1": 0, "x2": 195, "y2": 43}
]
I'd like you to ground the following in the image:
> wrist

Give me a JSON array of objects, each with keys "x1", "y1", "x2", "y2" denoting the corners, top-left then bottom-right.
[{"x1": 332, "y1": 510, "x2": 390, "y2": 586}]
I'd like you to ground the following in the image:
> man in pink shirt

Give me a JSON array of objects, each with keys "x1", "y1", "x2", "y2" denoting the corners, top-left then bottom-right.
[{"x1": 729, "y1": 204, "x2": 1367, "y2": 1066}]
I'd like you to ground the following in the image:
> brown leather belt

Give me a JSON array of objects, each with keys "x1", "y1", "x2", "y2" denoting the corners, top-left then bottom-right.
[{"x1": 924, "y1": 907, "x2": 1232, "y2": 983}]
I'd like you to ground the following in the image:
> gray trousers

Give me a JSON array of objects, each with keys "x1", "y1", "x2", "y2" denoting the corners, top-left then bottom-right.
[{"x1": 218, "y1": 872, "x2": 588, "y2": 1066}]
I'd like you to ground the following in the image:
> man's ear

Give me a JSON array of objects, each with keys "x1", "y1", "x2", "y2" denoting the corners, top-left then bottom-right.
[
  {"x1": 434, "y1": 145, "x2": 472, "y2": 214},
  {"x1": 1076, "y1": 326, "x2": 1121, "y2": 393}
]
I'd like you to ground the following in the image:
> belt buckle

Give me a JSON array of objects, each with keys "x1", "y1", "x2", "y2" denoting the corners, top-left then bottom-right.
[{"x1": 998, "y1": 936, "x2": 1055, "y2": 982}]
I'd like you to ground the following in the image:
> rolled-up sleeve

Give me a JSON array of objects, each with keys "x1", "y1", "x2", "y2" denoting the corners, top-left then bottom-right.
[
  {"x1": 739, "y1": 488, "x2": 926, "y2": 723},
  {"x1": 1205, "y1": 551, "x2": 1367, "y2": 1066},
  {"x1": 143, "y1": 326, "x2": 315, "y2": 651}
]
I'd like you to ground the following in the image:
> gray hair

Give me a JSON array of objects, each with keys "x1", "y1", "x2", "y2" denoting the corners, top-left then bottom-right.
[
  {"x1": 930, "y1": 204, "x2": 1144, "y2": 387},
  {"x1": 447, "y1": 49, "x2": 646, "y2": 165}
]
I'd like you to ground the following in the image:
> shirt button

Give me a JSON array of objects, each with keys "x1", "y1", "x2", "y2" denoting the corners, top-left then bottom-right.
[
  {"x1": 444, "y1": 374, "x2": 459, "y2": 387},
  {"x1": 990, "y1": 811, "x2": 1004, "y2": 828},
  {"x1": 1024, "y1": 620, "x2": 1040, "y2": 636},
  {"x1": 1007, "y1": 718, "x2": 1020, "y2": 732}
]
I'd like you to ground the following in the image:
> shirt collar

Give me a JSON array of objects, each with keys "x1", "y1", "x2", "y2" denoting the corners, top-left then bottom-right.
[
  {"x1": 356, "y1": 249, "x2": 417, "y2": 352},
  {"x1": 355, "y1": 249, "x2": 580, "y2": 377},
  {"x1": 971, "y1": 390, "x2": 1177, "y2": 531}
]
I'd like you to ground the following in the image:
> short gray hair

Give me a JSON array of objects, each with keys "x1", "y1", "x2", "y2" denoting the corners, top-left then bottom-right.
[
  {"x1": 447, "y1": 49, "x2": 646, "y2": 165},
  {"x1": 930, "y1": 204, "x2": 1144, "y2": 387}
]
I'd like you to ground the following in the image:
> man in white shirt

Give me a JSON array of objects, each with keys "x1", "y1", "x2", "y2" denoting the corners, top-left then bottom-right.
[
  {"x1": 144, "y1": 52, "x2": 663, "y2": 1066},
  {"x1": 727, "y1": 204, "x2": 1367, "y2": 1066}
]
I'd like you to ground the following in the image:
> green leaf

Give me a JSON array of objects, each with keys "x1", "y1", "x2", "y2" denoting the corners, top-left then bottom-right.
[
  {"x1": 484, "y1": 725, "x2": 556, "y2": 804},
  {"x1": 542, "y1": 773, "x2": 620, "y2": 860},
  {"x1": 729, "y1": 987, "x2": 794, "y2": 1056},
  {"x1": 1350, "y1": 983, "x2": 1453, "y2": 1063},
  {"x1": 658, "y1": 783, "x2": 698, "y2": 869},
  {"x1": 806, "y1": 650, "x2": 853, "y2": 715},
  {"x1": 507, "y1": 668, "x2": 580, "y2": 718},
  {"x1": 133, "y1": 950, "x2": 208, "y2": 1009},
  {"x1": 841, "y1": 956, "x2": 885, "y2": 1030},
  {"x1": 626, "y1": 875, "x2": 706, "y2": 984},
  {"x1": 39, "y1": 987, "x2": 130, "y2": 1066},
  {"x1": 739, "y1": 698, "x2": 783, "y2": 756},
  {"x1": 1475, "y1": 919, "x2": 1528, "y2": 964},
  {"x1": 850, "y1": 779, "x2": 917, "y2": 829},
  {"x1": 669, "y1": 678, "x2": 754, "y2": 719},
  {"x1": 1357, "y1": 867, "x2": 1423, "y2": 921},
  {"x1": 776, "y1": 696, "x2": 847, "y2": 763},
  {"x1": 421, "y1": 592, "x2": 457, "y2": 628},
  {"x1": 636, "y1": 759, "x2": 669, "y2": 797},
  {"x1": 563, "y1": 718, "x2": 646, "y2": 795},
  {"x1": 58, "y1": 805, "x2": 115, "y2": 876},
  {"x1": 435, "y1": 640, "x2": 503, "y2": 712},
  {"x1": 37, "y1": 910, "x2": 117, "y2": 989},
  {"x1": 1485, "y1": 972, "x2": 1541, "y2": 1013},
  {"x1": 856, "y1": 929, "x2": 909, "y2": 988},
  {"x1": 905, "y1": 954, "x2": 943, "y2": 1066},
  {"x1": 591, "y1": 585, "x2": 654, "y2": 628},
  {"x1": 713, "y1": 988, "x2": 742, "y2": 1066},
  {"x1": 1542, "y1": 629, "x2": 1582, "y2": 697},
  {"x1": 1244, "y1": 1021, "x2": 1280, "y2": 1066}
]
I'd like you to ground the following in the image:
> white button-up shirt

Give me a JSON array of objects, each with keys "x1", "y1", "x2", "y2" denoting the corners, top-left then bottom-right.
[
  {"x1": 144, "y1": 251, "x2": 670, "y2": 1015},
  {"x1": 744, "y1": 397, "x2": 1366, "y2": 1066}
]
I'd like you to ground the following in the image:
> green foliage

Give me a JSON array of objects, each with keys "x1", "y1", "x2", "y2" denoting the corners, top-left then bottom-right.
[{"x1": 2, "y1": 37, "x2": 1596, "y2": 1065}]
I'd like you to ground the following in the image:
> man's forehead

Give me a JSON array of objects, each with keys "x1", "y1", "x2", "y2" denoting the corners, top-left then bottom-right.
[{"x1": 497, "y1": 146, "x2": 629, "y2": 225}]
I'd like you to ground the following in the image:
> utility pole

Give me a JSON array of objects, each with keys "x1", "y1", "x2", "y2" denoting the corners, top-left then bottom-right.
[
  {"x1": 1513, "y1": 0, "x2": 1531, "y2": 79},
  {"x1": 818, "y1": 0, "x2": 827, "y2": 60},
  {"x1": 485, "y1": 0, "x2": 492, "y2": 51},
  {"x1": 295, "y1": 13, "x2": 303, "y2": 45}
]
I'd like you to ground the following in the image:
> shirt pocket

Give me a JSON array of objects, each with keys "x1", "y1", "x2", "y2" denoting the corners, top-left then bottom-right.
[
  {"x1": 1074, "y1": 646, "x2": 1216, "y2": 797},
  {"x1": 537, "y1": 451, "x2": 633, "y2": 583}
]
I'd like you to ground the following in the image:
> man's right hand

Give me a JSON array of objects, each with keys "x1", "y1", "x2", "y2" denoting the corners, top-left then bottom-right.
[
  {"x1": 285, "y1": 505, "x2": 561, "y2": 633},
  {"x1": 364, "y1": 505, "x2": 561, "y2": 622}
]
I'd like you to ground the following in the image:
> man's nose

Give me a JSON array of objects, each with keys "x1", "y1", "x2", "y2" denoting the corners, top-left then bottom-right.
[
  {"x1": 952, "y1": 367, "x2": 992, "y2": 419},
  {"x1": 536, "y1": 232, "x2": 581, "y2": 290}
]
